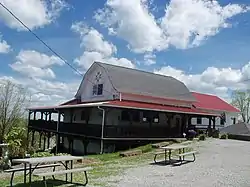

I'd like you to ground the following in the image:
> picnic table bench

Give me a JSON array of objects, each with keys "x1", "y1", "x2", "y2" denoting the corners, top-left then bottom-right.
[
  {"x1": 154, "y1": 144, "x2": 197, "y2": 165},
  {"x1": 8, "y1": 155, "x2": 91, "y2": 187},
  {"x1": 34, "y1": 167, "x2": 92, "y2": 187},
  {"x1": 4, "y1": 163, "x2": 61, "y2": 187}
]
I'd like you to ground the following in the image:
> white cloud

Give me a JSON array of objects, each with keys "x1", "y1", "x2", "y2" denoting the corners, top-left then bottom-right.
[
  {"x1": 160, "y1": 0, "x2": 249, "y2": 49},
  {"x1": 72, "y1": 22, "x2": 135, "y2": 70},
  {"x1": 94, "y1": 0, "x2": 168, "y2": 53},
  {"x1": 144, "y1": 53, "x2": 156, "y2": 65},
  {"x1": 9, "y1": 50, "x2": 64, "y2": 79},
  {"x1": 71, "y1": 22, "x2": 117, "y2": 56},
  {"x1": 0, "y1": 0, "x2": 68, "y2": 31},
  {"x1": 95, "y1": 0, "x2": 249, "y2": 53},
  {"x1": 154, "y1": 63, "x2": 250, "y2": 101},
  {"x1": 0, "y1": 35, "x2": 11, "y2": 53},
  {"x1": 0, "y1": 75, "x2": 80, "y2": 107}
]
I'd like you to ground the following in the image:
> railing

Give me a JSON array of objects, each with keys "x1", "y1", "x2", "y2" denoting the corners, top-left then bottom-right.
[
  {"x1": 28, "y1": 120, "x2": 102, "y2": 137},
  {"x1": 29, "y1": 120, "x2": 180, "y2": 138},
  {"x1": 104, "y1": 125, "x2": 180, "y2": 138}
]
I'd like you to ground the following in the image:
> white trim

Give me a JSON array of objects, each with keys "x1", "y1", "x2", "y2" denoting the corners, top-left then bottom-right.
[{"x1": 103, "y1": 104, "x2": 217, "y2": 116}]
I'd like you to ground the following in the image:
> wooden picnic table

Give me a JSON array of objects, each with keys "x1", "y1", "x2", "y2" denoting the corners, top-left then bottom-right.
[
  {"x1": 12, "y1": 155, "x2": 83, "y2": 187},
  {"x1": 159, "y1": 144, "x2": 190, "y2": 164}
]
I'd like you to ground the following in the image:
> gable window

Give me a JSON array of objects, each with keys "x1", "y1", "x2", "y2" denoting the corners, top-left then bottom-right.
[
  {"x1": 92, "y1": 84, "x2": 103, "y2": 96},
  {"x1": 197, "y1": 117, "x2": 202, "y2": 124}
]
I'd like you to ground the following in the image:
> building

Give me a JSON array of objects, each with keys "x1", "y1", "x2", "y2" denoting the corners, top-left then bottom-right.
[
  {"x1": 27, "y1": 62, "x2": 239, "y2": 155},
  {"x1": 191, "y1": 92, "x2": 240, "y2": 130}
]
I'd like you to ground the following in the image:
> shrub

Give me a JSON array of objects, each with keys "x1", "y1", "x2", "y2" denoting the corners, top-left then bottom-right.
[
  {"x1": 212, "y1": 130, "x2": 220, "y2": 138},
  {"x1": 220, "y1": 134, "x2": 228, "y2": 139},
  {"x1": 31, "y1": 152, "x2": 53, "y2": 158},
  {"x1": 4, "y1": 126, "x2": 27, "y2": 158},
  {"x1": 198, "y1": 134, "x2": 206, "y2": 141}
]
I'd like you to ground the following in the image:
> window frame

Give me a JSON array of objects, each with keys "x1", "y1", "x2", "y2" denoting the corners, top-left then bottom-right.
[
  {"x1": 196, "y1": 117, "x2": 202, "y2": 124},
  {"x1": 92, "y1": 84, "x2": 103, "y2": 96}
]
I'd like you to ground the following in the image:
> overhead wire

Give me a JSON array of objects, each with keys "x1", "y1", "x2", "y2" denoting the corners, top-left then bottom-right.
[
  {"x1": 0, "y1": 1, "x2": 116, "y2": 96},
  {"x1": 1, "y1": 1, "x2": 250, "y2": 99}
]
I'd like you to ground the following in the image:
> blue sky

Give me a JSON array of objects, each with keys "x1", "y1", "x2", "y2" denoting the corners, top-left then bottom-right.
[{"x1": 1, "y1": 0, "x2": 250, "y2": 105}]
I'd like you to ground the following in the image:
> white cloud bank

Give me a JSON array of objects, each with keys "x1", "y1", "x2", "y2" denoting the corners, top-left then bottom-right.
[
  {"x1": 71, "y1": 22, "x2": 135, "y2": 70},
  {"x1": 0, "y1": 0, "x2": 68, "y2": 30},
  {"x1": 9, "y1": 50, "x2": 64, "y2": 79},
  {"x1": 95, "y1": 0, "x2": 249, "y2": 53}
]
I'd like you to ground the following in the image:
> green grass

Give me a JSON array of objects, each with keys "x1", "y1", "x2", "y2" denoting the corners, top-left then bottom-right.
[{"x1": 0, "y1": 140, "x2": 195, "y2": 187}]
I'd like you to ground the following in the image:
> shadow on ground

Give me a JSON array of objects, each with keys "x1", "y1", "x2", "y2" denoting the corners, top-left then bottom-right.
[
  {"x1": 150, "y1": 159, "x2": 195, "y2": 167},
  {"x1": 10, "y1": 179, "x2": 81, "y2": 187}
]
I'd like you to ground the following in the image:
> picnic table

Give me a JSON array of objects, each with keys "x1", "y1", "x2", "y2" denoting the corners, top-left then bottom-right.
[
  {"x1": 11, "y1": 155, "x2": 86, "y2": 186},
  {"x1": 154, "y1": 144, "x2": 196, "y2": 165}
]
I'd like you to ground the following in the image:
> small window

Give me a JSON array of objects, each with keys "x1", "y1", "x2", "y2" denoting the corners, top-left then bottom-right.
[
  {"x1": 93, "y1": 84, "x2": 103, "y2": 96},
  {"x1": 73, "y1": 114, "x2": 76, "y2": 121},
  {"x1": 131, "y1": 110, "x2": 140, "y2": 122},
  {"x1": 197, "y1": 117, "x2": 202, "y2": 124},
  {"x1": 92, "y1": 85, "x2": 98, "y2": 95},
  {"x1": 232, "y1": 117, "x2": 236, "y2": 124},
  {"x1": 152, "y1": 113, "x2": 159, "y2": 123},
  {"x1": 81, "y1": 110, "x2": 85, "y2": 120},
  {"x1": 121, "y1": 110, "x2": 130, "y2": 121},
  {"x1": 220, "y1": 118, "x2": 225, "y2": 125},
  {"x1": 97, "y1": 84, "x2": 103, "y2": 95}
]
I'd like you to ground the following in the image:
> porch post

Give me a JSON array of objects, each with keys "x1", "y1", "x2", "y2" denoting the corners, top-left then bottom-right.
[
  {"x1": 41, "y1": 112, "x2": 44, "y2": 120},
  {"x1": 43, "y1": 132, "x2": 46, "y2": 151},
  {"x1": 27, "y1": 111, "x2": 32, "y2": 149},
  {"x1": 31, "y1": 131, "x2": 35, "y2": 147},
  {"x1": 39, "y1": 132, "x2": 42, "y2": 149},
  {"x1": 47, "y1": 132, "x2": 50, "y2": 149},
  {"x1": 56, "y1": 110, "x2": 61, "y2": 154},
  {"x1": 212, "y1": 117, "x2": 216, "y2": 129},
  {"x1": 33, "y1": 111, "x2": 36, "y2": 120},
  {"x1": 98, "y1": 107, "x2": 106, "y2": 154}
]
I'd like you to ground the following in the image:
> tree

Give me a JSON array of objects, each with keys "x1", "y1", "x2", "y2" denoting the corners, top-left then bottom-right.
[
  {"x1": 231, "y1": 90, "x2": 250, "y2": 123},
  {"x1": 0, "y1": 81, "x2": 30, "y2": 143}
]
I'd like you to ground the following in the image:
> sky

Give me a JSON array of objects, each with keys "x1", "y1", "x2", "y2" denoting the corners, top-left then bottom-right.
[{"x1": 1, "y1": 0, "x2": 250, "y2": 106}]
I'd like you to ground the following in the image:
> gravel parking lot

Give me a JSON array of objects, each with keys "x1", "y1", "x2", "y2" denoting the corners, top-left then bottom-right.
[{"x1": 116, "y1": 139, "x2": 250, "y2": 187}]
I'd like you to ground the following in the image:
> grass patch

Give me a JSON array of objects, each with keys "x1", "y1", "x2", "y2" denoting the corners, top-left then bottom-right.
[{"x1": 0, "y1": 141, "x2": 196, "y2": 187}]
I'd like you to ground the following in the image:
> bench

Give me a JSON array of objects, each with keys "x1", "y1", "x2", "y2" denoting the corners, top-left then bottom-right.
[
  {"x1": 33, "y1": 167, "x2": 93, "y2": 187},
  {"x1": 4, "y1": 163, "x2": 61, "y2": 187},
  {"x1": 153, "y1": 151, "x2": 166, "y2": 163},
  {"x1": 176, "y1": 151, "x2": 197, "y2": 164}
]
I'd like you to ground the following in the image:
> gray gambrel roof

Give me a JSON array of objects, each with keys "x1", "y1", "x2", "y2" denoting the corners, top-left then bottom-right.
[
  {"x1": 220, "y1": 122, "x2": 250, "y2": 135},
  {"x1": 93, "y1": 62, "x2": 196, "y2": 102}
]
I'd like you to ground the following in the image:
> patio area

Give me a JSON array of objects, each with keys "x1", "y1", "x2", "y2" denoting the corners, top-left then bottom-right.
[{"x1": 116, "y1": 139, "x2": 250, "y2": 187}]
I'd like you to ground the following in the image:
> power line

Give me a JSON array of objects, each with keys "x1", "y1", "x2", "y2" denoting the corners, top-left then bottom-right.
[{"x1": 0, "y1": 1, "x2": 116, "y2": 96}]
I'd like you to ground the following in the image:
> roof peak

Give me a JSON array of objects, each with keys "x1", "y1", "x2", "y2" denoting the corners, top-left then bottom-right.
[{"x1": 94, "y1": 61, "x2": 176, "y2": 81}]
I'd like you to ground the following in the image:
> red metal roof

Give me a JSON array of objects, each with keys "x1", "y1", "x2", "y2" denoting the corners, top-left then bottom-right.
[
  {"x1": 191, "y1": 92, "x2": 240, "y2": 113},
  {"x1": 105, "y1": 100, "x2": 219, "y2": 116}
]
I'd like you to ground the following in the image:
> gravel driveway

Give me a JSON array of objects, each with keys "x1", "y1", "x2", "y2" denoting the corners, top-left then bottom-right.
[{"x1": 116, "y1": 139, "x2": 250, "y2": 187}]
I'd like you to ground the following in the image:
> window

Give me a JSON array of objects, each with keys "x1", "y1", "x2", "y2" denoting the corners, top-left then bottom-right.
[
  {"x1": 232, "y1": 117, "x2": 236, "y2": 124},
  {"x1": 131, "y1": 110, "x2": 140, "y2": 122},
  {"x1": 220, "y1": 118, "x2": 225, "y2": 125},
  {"x1": 142, "y1": 111, "x2": 159, "y2": 123},
  {"x1": 92, "y1": 84, "x2": 103, "y2": 96},
  {"x1": 81, "y1": 110, "x2": 85, "y2": 120},
  {"x1": 121, "y1": 110, "x2": 130, "y2": 121},
  {"x1": 197, "y1": 117, "x2": 202, "y2": 124}
]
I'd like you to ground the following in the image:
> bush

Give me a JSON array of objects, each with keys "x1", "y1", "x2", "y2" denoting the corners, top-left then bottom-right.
[
  {"x1": 212, "y1": 130, "x2": 220, "y2": 138},
  {"x1": 31, "y1": 152, "x2": 53, "y2": 158},
  {"x1": 4, "y1": 126, "x2": 28, "y2": 158},
  {"x1": 220, "y1": 134, "x2": 228, "y2": 139},
  {"x1": 198, "y1": 134, "x2": 206, "y2": 141}
]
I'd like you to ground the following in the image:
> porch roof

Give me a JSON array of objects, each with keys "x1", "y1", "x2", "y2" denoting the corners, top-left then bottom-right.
[
  {"x1": 104, "y1": 100, "x2": 219, "y2": 116},
  {"x1": 28, "y1": 100, "x2": 219, "y2": 116}
]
